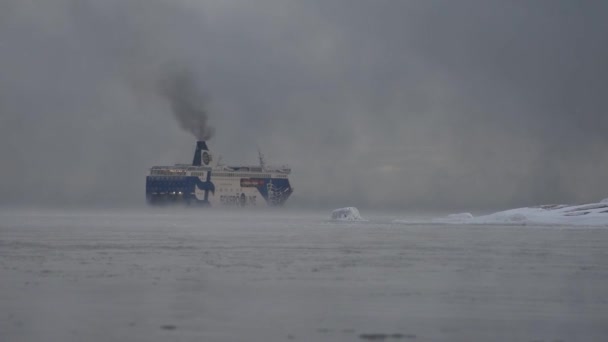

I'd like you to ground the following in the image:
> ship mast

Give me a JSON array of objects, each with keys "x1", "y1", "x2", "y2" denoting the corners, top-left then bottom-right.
[{"x1": 257, "y1": 147, "x2": 266, "y2": 171}]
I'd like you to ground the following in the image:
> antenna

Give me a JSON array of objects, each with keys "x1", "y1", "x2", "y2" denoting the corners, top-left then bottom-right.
[{"x1": 257, "y1": 146, "x2": 266, "y2": 170}]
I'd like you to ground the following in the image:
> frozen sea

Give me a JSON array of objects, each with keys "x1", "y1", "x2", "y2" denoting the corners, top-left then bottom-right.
[{"x1": 1, "y1": 208, "x2": 607, "y2": 342}]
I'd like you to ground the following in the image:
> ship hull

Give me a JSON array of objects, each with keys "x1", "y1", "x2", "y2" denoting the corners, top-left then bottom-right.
[{"x1": 146, "y1": 173, "x2": 292, "y2": 207}]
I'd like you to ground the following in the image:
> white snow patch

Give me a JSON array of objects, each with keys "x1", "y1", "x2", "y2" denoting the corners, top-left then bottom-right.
[
  {"x1": 394, "y1": 198, "x2": 608, "y2": 227},
  {"x1": 331, "y1": 207, "x2": 367, "y2": 222},
  {"x1": 446, "y1": 213, "x2": 474, "y2": 221},
  {"x1": 601, "y1": 198, "x2": 608, "y2": 204}
]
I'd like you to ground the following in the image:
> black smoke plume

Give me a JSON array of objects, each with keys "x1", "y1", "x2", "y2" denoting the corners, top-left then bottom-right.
[{"x1": 159, "y1": 69, "x2": 215, "y2": 141}]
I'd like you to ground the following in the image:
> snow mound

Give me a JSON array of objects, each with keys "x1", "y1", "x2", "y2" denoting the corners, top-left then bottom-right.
[
  {"x1": 459, "y1": 202, "x2": 608, "y2": 226},
  {"x1": 395, "y1": 198, "x2": 608, "y2": 227},
  {"x1": 601, "y1": 198, "x2": 608, "y2": 204},
  {"x1": 331, "y1": 207, "x2": 367, "y2": 222}
]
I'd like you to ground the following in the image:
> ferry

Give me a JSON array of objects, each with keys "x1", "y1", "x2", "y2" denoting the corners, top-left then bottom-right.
[{"x1": 146, "y1": 141, "x2": 293, "y2": 207}]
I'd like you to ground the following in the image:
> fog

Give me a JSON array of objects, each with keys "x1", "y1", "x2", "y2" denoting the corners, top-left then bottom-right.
[{"x1": 1, "y1": 0, "x2": 607, "y2": 210}]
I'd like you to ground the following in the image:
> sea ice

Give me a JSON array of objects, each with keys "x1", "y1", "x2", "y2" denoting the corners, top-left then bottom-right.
[
  {"x1": 330, "y1": 207, "x2": 367, "y2": 221},
  {"x1": 395, "y1": 198, "x2": 608, "y2": 226}
]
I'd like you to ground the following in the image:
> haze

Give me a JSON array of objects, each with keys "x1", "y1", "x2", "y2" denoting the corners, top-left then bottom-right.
[{"x1": 1, "y1": 0, "x2": 607, "y2": 210}]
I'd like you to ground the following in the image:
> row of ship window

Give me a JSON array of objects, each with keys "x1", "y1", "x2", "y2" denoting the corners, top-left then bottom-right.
[
  {"x1": 213, "y1": 173, "x2": 271, "y2": 178},
  {"x1": 150, "y1": 170, "x2": 187, "y2": 175},
  {"x1": 149, "y1": 177, "x2": 188, "y2": 181},
  {"x1": 150, "y1": 173, "x2": 284, "y2": 179}
]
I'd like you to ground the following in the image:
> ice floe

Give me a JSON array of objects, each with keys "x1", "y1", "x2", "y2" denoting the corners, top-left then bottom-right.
[{"x1": 331, "y1": 207, "x2": 367, "y2": 222}]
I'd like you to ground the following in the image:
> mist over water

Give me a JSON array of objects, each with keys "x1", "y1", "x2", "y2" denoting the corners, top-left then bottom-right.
[{"x1": 1, "y1": 0, "x2": 607, "y2": 209}]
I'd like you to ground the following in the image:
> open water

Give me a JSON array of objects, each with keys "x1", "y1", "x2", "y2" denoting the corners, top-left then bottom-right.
[{"x1": 1, "y1": 208, "x2": 607, "y2": 341}]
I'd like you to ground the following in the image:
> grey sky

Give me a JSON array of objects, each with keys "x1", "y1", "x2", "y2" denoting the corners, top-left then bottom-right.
[{"x1": 1, "y1": 0, "x2": 607, "y2": 209}]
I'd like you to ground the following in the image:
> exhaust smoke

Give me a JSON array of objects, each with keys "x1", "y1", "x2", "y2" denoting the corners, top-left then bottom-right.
[{"x1": 159, "y1": 69, "x2": 215, "y2": 141}]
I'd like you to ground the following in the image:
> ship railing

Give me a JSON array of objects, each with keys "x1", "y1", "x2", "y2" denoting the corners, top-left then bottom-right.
[{"x1": 265, "y1": 164, "x2": 291, "y2": 174}]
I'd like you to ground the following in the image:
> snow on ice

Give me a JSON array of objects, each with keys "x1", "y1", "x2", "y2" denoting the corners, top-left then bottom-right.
[{"x1": 395, "y1": 198, "x2": 608, "y2": 226}]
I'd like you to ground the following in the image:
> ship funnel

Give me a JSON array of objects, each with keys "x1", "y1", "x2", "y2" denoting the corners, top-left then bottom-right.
[{"x1": 192, "y1": 141, "x2": 209, "y2": 166}]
